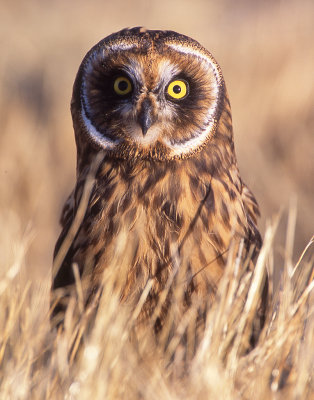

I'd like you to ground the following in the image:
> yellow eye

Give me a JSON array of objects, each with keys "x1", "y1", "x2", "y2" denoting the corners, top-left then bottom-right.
[
  {"x1": 113, "y1": 76, "x2": 132, "y2": 96},
  {"x1": 167, "y1": 80, "x2": 188, "y2": 99}
]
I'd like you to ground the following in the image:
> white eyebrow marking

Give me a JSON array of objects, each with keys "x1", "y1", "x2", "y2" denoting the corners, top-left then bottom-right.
[
  {"x1": 107, "y1": 42, "x2": 137, "y2": 52},
  {"x1": 157, "y1": 60, "x2": 180, "y2": 85}
]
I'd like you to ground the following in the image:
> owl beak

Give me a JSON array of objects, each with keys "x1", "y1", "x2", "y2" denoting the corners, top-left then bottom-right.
[{"x1": 137, "y1": 98, "x2": 156, "y2": 136}]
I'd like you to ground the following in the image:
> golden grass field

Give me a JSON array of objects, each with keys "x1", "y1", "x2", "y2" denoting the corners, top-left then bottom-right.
[{"x1": 0, "y1": 0, "x2": 313, "y2": 398}]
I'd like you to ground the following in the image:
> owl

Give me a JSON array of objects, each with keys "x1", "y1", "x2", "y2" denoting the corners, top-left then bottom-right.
[{"x1": 51, "y1": 28, "x2": 266, "y2": 343}]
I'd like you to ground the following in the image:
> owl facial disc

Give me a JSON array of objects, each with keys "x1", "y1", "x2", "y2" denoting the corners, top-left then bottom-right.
[{"x1": 77, "y1": 28, "x2": 225, "y2": 160}]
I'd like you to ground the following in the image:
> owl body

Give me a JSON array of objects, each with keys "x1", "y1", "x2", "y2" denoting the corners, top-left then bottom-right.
[{"x1": 52, "y1": 28, "x2": 262, "y2": 333}]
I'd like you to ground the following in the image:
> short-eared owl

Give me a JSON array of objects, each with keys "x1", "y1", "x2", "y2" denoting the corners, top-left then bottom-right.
[{"x1": 52, "y1": 28, "x2": 266, "y2": 338}]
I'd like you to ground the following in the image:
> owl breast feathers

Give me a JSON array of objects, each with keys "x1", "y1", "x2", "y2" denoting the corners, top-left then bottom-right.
[{"x1": 51, "y1": 28, "x2": 265, "y2": 336}]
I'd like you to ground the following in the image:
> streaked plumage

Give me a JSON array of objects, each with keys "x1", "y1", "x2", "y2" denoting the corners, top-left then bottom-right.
[{"x1": 51, "y1": 28, "x2": 266, "y2": 341}]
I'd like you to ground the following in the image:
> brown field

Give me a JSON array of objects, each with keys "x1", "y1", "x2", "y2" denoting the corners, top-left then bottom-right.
[{"x1": 0, "y1": 0, "x2": 313, "y2": 398}]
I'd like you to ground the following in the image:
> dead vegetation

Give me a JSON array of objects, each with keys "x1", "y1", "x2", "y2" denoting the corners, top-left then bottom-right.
[{"x1": 0, "y1": 205, "x2": 313, "y2": 399}]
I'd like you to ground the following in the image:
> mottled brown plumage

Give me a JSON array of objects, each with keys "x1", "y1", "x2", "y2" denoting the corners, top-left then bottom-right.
[{"x1": 51, "y1": 28, "x2": 265, "y2": 341}]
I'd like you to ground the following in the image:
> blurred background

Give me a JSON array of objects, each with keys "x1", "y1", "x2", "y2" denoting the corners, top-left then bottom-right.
[{"x1": 1, "y1": 0, "x2": 313, "y2": 279}]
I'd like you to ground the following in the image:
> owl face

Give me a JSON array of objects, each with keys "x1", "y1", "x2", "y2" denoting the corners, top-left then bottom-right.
[{"x1": 73, "y1": 28, "x2": 225, "y2": 161}]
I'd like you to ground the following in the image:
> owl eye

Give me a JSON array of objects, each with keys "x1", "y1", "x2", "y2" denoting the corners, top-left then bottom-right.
[
  {"x1": 113, "y1": 76, "x2": 132, "y2": 96},
  {"x1": 167, "y1": 79, "x2": 188, "y2": 100}
]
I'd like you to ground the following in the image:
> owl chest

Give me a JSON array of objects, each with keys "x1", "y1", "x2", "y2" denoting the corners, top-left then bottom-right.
[
  {"x1": 84, "y1": 167, "x2": 228, "y2": 291},
  {"x1": 94, "y1": 175, "x2": 186, "y2": 262}
]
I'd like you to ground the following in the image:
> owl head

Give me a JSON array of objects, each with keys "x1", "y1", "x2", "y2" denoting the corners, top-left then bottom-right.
[{"x1": 71, "y1": 27, "x2": 227, "y2": 164}]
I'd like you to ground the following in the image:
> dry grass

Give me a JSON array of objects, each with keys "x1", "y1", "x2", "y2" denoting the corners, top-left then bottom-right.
[
  {"x1": 0, "y1": 0, "x2": 313, "y2": 398},
  {"x1": 1, "y1": 203, "x2": 313, "y2": 399}
]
